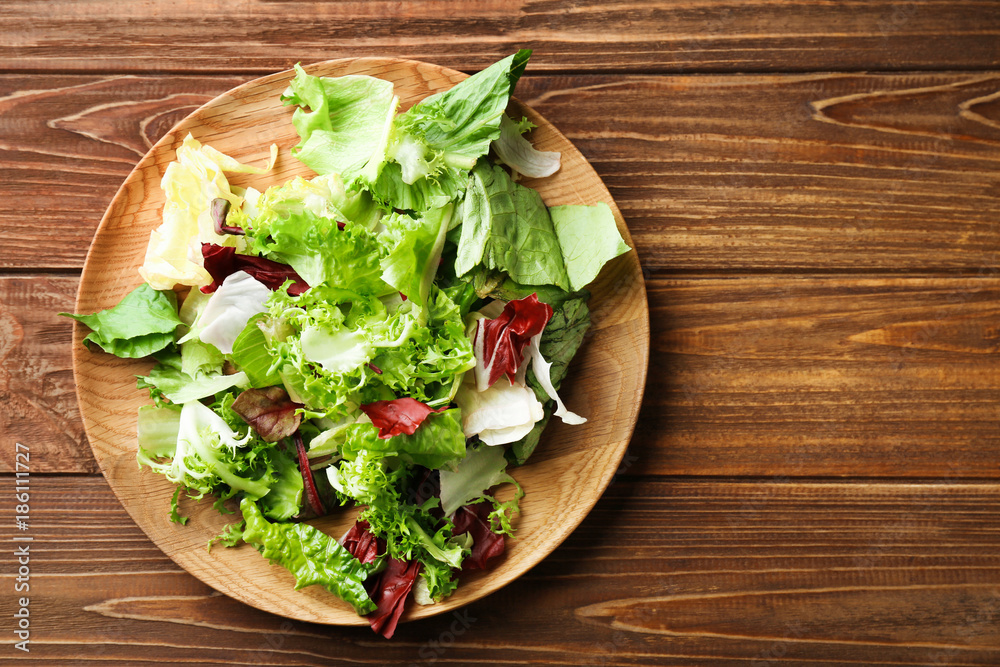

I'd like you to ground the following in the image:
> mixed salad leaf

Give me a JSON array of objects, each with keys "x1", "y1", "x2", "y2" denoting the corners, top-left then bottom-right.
[{"x1": 65, "y1": 50, "x2": 630, "y2": 638}]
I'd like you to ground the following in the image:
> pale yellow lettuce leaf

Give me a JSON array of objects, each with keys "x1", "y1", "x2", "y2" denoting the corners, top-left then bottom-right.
[{"x1": 139, "y1": 134, "x2": 277, "y2": 290}]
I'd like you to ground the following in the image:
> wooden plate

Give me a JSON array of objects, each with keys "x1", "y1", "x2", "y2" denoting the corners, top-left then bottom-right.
[{"x1": 72, "y1": 58, "x2": 649, "y2": 625}]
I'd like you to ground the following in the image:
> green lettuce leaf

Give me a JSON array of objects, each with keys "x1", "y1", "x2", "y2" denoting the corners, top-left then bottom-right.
[
  {"x1": 262, "y1": 282, "x2": 473, "y2": 421},
  {"x1": 335, "y1": 409, "x2": 466, "y2": 471},
  {"x1": 240, "y1": 498, "x2": 376, "y2": 615},
  {"x1": 179, "y1": 338, "x2": 224, "y2": 378},
  {"x1": 255, "y1": 444, "x2": 304, "y2": 523},
  {"x1": 136, "y1": 347, "x2": 249, "y2": 405},
  {"x1": 438, "y1": 443, "x2": 520, "y2": 517},
  {"x1": 391, "y1": 49, "x2": 531, "y2": 180},
  {"x1": 378, "y1": 204, "x2": 453, "y2": 317},
  {"x1": 282, "y1": 65, "x2": 398, "y2": 190},
  {"x1": 549, "y1": 202, "x2": 630, "y2": 291},
  {"x1": 507, "y1": 412, "x2": 551, "y2": 469},
  {"x1": 136, "y1": 404, "x2": 182, "y2": 459},
  {"x1": 61, "y1": 283, "x2": 182, "y2": 358},
  {"x1": 230, "y1": 315, "x2": 284, "y2": 388},
  {"x1": 455, "y1": 160, "x2": 571, "y2": 290},
  {"x1": 369, "y1": 160, "x2": 466, "y2": 213},
  {"x1": 285, "y1": 50, "x2": 530, "y2": 214},
  {"x1": 244, "y1": 191, "x2": 389, "y2": 293}
]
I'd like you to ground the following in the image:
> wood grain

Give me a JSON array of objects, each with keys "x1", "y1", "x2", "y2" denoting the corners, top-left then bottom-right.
[
  {"x1": 13, "y1": 274, "x2": 1000, "y2": 477},
  {"x1": 5, "y1": 73, "x2": 1000, "y2": 271},
  {"x1": 69, "y1": 57, "x2": 647, "y2": 626},
  {"x1": 3, "y1": 475, "x2": 999, "y2": 665},
  {"x1": 0, "y1": 277, "x2": 94, "y2": 474},
  {"x1": 638, "y1": 275, "x2": 1000, "y2": 478},
  {"x1": 0, "y1": 74, "x2": 248, "y2": 269},
  {"x1": 1, "y1": 0, "x2": 999, "y2": 73}
]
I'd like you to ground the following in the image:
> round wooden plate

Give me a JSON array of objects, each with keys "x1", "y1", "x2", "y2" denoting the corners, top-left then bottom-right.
[{"x1": 72, "y1": 58, "x2": 649, "y2": 625}]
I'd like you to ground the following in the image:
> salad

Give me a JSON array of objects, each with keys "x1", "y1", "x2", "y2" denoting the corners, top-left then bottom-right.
[{"x1": 65, "y1": 50, "x2": 630, "y2": 638}]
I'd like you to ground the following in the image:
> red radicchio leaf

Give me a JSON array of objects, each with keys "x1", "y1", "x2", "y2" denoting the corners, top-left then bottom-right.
[
  {"x1": 475, "y1": 293, "x2": 553, "y2": 389},
  {"x1": 359, "y1": 397, "x2": 447, "y2": 439},
  {"x1": 341, "y1": 520, "x2": 384, "y2": 566},
  {"x1": 452, "y1": 501, "x2": 506, "y2": 570},
  {"x1": 231, "y1": 386, "x2": 303, "y2": 443},
  {"x1": 293, "y1": 431, "x2": 326, "y2": 517},
  {"x1": 201, "y1": 243, "x2": 310, "y2": 295},
  {"x1": 367, "y1": 557, "x2": 421, "y2": 639}
]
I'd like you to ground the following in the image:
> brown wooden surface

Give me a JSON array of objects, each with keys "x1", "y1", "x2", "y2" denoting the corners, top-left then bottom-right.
[
  {"x1": 2, "y1": 1, "x2": 999, "y2": 73},
  {"x1": 3, "y1": 1, "x2": 1000, "y2": 664}
]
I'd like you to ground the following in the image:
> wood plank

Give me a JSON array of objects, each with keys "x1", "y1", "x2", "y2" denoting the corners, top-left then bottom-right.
[
  {"x1": 0, "y1": 276, "x2": 94, "y2": 474},
  {"x1": 8, "y1": 274, "x2": 1000, "y2": 477},
  {"x1": 4, "y1": 73, "x2": 1000, "y2": 271},
  {"x1": 3, "y1": 476, "x2": 1000, "y2": 664},
  {"x1": 2, "y1": 1, "x2": 999, "y2": 73},
  {"x1": 636, "y1": 275, "x2": 1000, "y2": 477}
]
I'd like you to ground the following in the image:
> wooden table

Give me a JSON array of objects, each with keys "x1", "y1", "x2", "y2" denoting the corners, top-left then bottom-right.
[{"x1": 3, "y1": 2, "x2": 1000, "y2": 664}]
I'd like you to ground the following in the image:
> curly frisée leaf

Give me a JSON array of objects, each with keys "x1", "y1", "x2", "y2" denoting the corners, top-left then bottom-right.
[
  {"x1": 335, "y1": 409, "x2": 466, "y2": 470},
  {"x1": 137, "y1": 401, "x2": 303, "y2": 523},
  {"x1": 326, "y1": 449, "x2": 467, "y2": 599}
]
